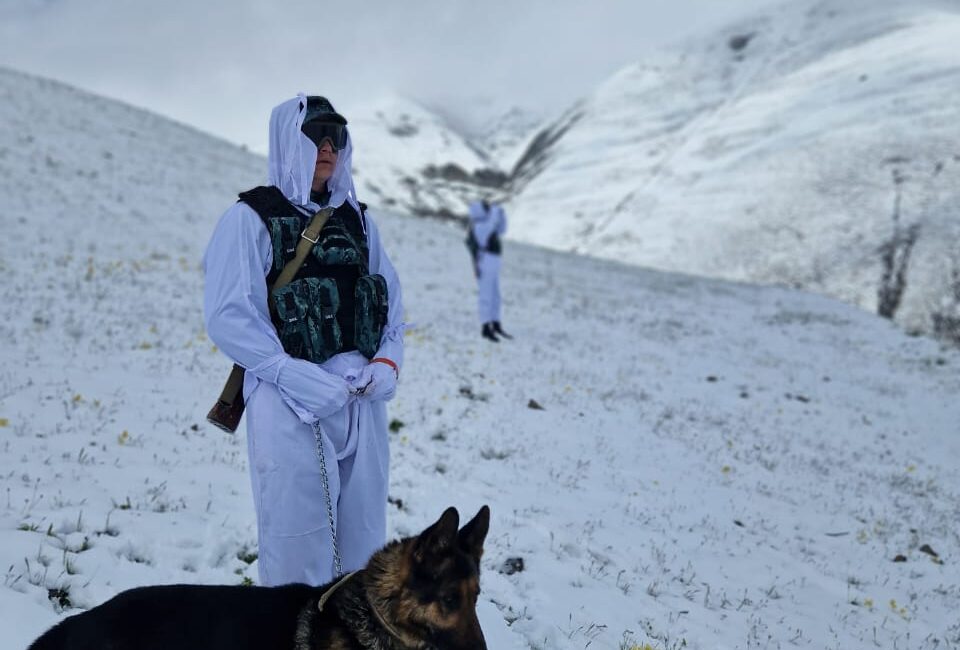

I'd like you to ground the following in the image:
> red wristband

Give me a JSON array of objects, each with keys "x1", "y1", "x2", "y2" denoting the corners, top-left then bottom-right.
[{"x1": 371, "y1": 357, "x2": 399, "y2": 378}]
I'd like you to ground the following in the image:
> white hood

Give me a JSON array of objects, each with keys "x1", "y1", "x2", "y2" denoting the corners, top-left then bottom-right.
[{"x1": 267, "y1": 93, "x2": 360, "y2": 213}]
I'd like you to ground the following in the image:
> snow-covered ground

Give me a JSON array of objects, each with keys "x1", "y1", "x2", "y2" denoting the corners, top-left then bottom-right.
[{"x1": 2, "y1": 65, "x2": 960, "y2": 650}]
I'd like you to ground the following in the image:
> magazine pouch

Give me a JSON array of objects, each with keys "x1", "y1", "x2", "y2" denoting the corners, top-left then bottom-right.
[
  {"x1": 272, "y1": 277, "x2": 343, "y2": 363},
  {"x1": 354, "y1": 274, "x2": 389, "y2": 359}
]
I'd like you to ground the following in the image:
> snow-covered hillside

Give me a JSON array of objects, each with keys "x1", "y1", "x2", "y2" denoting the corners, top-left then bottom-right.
[
  {"x1": 0, "y1": 65, "x2": 264, "y2": 242},
  {"x1": 2, "y1": 65, "x2": 960, "y2": 650},
  {"x1": 505, "y1": 0, "x2": 960, "y2": 341},
  {"x1": 476, "y1": 106, "x2": 544, "y2": 173},
  {"x1": 349, "y1": 95, "x2": 507, "y2": 220},
  {"x1": 348, "y1": 100, "x2": 540, "y2": 220},
  {"x1": 0, "y1": 62, "x2": 508, "y2": 223}
]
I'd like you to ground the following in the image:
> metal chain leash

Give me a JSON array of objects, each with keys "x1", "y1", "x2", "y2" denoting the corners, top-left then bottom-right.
[{"x1": 313, "y1": 422, "x2": 343, "y2": 578}]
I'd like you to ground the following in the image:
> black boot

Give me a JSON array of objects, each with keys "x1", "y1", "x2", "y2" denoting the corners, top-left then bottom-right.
[
  {"x1": 482, "y1": 322, "x2": 499, "y2": 342},
  {"x1": 493, "y1": 321, "x2": 512, "y2": 339}
]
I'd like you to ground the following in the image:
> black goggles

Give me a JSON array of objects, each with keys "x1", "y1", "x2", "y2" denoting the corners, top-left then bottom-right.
[{"x1": 302, "y1": 120, "x2": 348, "y2": 151}]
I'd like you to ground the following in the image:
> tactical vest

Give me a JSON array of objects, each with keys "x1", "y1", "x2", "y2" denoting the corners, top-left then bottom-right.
[
  {"x1": 238, "y1": 186, "x2": 389, "y2": 364},
  {"x1": 465, "y1": 228, "x2": 502, "y2": 258}
]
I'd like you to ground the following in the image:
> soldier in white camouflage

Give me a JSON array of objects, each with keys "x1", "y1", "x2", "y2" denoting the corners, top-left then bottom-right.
[
  {"x1": 468, "y1": 199, "x2": 511, "y2": 342},
  {"x1": 204, "y1": 95, "x2": 404, "y2": 586}
]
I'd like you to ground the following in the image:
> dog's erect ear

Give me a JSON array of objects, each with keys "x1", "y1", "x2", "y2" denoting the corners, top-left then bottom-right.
[
  {"x1": 457, "y1": 505, "x2": 490, "y2": 562},
  {"x1": 414, "y1": 507, "x2": 460, "y2": 562}
]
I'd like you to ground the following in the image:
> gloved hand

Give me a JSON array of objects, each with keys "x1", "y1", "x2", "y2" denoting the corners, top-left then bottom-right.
[
  {"x1": 347, "y1": 361, "x2": 397, "y2": 402},
  {"x1": 274, "y1": 356, "x2": 355, "y2": 421}
]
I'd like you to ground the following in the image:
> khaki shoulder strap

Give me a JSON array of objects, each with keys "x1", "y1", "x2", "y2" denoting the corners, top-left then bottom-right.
[{"x1": 271, "y1": 206, "x2": 335, "y2": 292}]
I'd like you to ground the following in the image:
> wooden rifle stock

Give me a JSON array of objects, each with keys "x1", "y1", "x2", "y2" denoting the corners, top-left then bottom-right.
[{"x1": 206, "y1": 364, "x2": 246, "y2": 433}]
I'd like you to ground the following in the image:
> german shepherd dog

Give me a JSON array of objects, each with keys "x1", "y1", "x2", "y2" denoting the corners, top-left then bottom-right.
[{"x1": 28, "y1": 506, "x2": 490, "y2": 650}]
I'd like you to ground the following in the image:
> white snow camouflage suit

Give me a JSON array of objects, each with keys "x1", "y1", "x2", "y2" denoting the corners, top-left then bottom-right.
[
  {"x1": 203, "y1": 95, "x2": 404, "y2": 586},
  {"x1": 469, "y1": 200, "x2": 506, "y2": 324}
]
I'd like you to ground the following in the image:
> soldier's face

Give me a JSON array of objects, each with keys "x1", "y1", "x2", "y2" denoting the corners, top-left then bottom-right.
[{"x1": 312, "y1": 139, "x2": 338, "y2": 190}]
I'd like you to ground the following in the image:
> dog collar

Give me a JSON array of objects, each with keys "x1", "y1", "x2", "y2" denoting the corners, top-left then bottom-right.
[{"x1": 317, "y1": 570, "x2": 359, "y2": 612}]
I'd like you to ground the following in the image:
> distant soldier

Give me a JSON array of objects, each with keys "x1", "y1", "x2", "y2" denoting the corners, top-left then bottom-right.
[{"x1": 467, "y1": 199, "x2": 511, "y2": 342}]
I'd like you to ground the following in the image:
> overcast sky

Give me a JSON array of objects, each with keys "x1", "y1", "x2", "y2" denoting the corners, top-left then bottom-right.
[{"x1": 0, "y1": 0, "x2": 784, "y2": 153}]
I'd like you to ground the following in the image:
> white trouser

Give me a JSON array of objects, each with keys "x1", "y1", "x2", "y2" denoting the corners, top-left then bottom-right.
[
  {"x1": 244, "y1": 380, "x2": 390, "y2": 586},
  {"x1": 476, "y1": 252, "x2": 502, "y2": 324}
]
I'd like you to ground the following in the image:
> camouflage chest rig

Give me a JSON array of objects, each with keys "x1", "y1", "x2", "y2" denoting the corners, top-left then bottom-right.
[{"x1": 239, "y1": 186, "x2": 389, "y2": 364}]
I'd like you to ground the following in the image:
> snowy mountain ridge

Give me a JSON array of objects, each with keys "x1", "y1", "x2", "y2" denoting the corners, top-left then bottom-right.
[{"x1": 503, "y1": 0, "x2": 960, "y2": 340}]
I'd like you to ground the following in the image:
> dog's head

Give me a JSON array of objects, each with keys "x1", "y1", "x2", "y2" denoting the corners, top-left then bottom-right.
[{"x1": 368, "y1": 505, "x2": 490, "y2": 650}]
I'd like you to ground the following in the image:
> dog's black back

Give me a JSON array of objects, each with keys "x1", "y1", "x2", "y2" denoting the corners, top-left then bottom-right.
[{"x1": 29, "y1": 583, "x2": 327, "y2": 650}]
